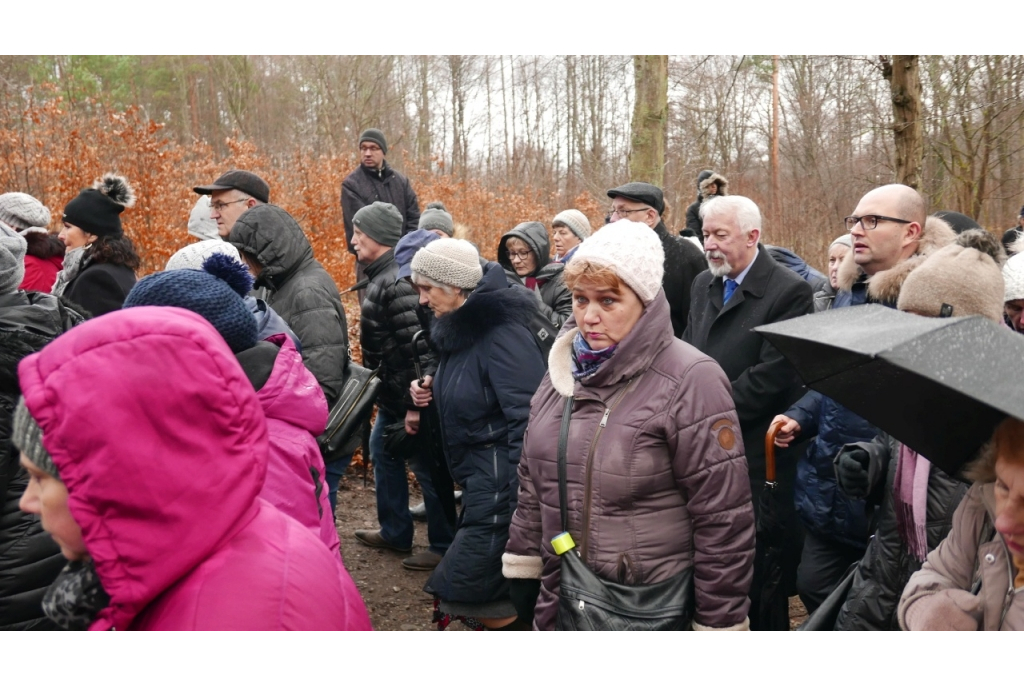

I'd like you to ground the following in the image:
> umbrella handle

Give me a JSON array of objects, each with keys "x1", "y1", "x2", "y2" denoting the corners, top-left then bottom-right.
[{"x1": 764, "y1": 421, "x2": 782, "y2": 484}]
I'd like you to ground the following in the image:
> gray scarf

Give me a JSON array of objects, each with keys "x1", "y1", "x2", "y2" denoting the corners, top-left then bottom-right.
[
  {"x1": 51, "y1": 245, "x2": 89, "y2": 298},
  {"x1": 42, "y1": 558, "x2": 111, "y2": 630}
]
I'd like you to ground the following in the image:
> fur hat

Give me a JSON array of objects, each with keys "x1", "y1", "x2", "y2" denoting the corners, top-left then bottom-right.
[
  {"x1": 552, "y1": 209, "x2": 592, "y2": 242},
  {"x1": 62, "y1": 174, "x2": 135, "y2": 238},
  {"x1": 411, "y1": 238, "x2": 482, "y2": 291},
  {"x1": 571, "y1": 220, "x2": 665, "y2": 304},
  {"x1": 11, "y1": 397, "x2": 58, "y2": 480},
  {"x1": 353, "y1": 201, "x2": 403, "y2": 248},
  {"x1": 165, "y1": 239, "x2": 242, "y2": 272},
  {"x1": 1003, "y1": 252, "x2": 1024, "y2": 302},
  {"x1": 0, "y1": 192, "x2": 51, "y2": 231},
  {"x1": 897, "y1": 229, "x2": 1005, "y2": 323},
  {"x1": 418, "y1": 201, "x2": 454, "y2": 236},
  {"x1": 124, "y1": 253, "x2": 257, "y2": 353},
  {"x1": 0, "y1": 221, "x2": 27, "y2": 295},
  {"x1": 187, "y1": 196, "x2": 219, "y2": 242},
  {"x1": 394, "y1": 229, "x2": 441, "y2": 282},
  {"x1": 359, "y1": 129, "x2": 388, "y2": 155}
]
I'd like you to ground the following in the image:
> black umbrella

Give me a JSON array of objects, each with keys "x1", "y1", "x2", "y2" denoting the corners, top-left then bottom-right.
[
  {"x1": 755, "y1": 305, "x2": 1024, "y2": 476},
  {"x1": 751, "y1": 423, "x2": 789, "y2": 631}
]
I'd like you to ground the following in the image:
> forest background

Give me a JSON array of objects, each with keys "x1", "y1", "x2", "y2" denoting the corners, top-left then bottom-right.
[{"x1": 1, "y1": 54, "x2": 1022, "y2": 295}]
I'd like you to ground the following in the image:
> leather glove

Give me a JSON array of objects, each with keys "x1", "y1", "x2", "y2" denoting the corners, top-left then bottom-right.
[
  {"x1": 836, "y1": 447, "x2": 871, "y2": 499},
  {"x1": 508, "y1": 578, "x2": 541, "y2": 625},
  {"x1": 905, "y1": 589, "x2": 982, "y2": 631}
]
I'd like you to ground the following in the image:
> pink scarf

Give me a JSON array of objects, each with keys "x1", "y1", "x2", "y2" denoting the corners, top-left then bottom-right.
[{"x1": 893, "y1": 444, "x2": 930, "y2": 562}]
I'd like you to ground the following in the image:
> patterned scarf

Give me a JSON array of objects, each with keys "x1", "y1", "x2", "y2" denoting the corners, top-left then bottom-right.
[
  {"x1": 893, "y1": 444, "x2": 930, "y2": 563},
  {"x1": 42, "y1": 558, "x2": 111, "y2": 630},
  {"x1": 51, "y1": 245, "x2": 89, "y2": 298},
  {"x1": 571, "y1": 331, "x2": 617, "y2": 380}
]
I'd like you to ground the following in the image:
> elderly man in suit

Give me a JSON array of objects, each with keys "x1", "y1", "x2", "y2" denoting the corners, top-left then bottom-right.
[{"x1": 683, "y1": 195, "x2": 813, "y2": 630}]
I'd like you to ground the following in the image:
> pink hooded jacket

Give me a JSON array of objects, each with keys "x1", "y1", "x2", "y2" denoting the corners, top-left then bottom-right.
[
  {"x1": 17, "y1": 307, "x2": 371, "y2": 630},
  {"x1": 255, "y1": 336, "x2": 339, "y2": 554}
]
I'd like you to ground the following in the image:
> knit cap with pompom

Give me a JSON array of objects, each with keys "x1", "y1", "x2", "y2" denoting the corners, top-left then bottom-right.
[
  {"x1": 570, "y1": 220, "x2": 664, "y2": 304},
  {"x1": 166, "y1": 239, "x2": 243, "y2": 272},
  {"x1": 62, "y1": 173, "x2": 136, "y2": 238},
  {"x1": 124, "y1": 252, "x2": 257, "y2": 353},
  {"x1": 418, "y1": 201, "x2": 454, "y2": 236},
  {"x1": 410, "y1": 238, "x2": 482, "y2": 290}
]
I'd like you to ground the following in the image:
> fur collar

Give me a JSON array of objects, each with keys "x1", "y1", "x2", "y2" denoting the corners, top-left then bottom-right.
[
  {"x1": 430, "y1": 265, "x2": 537, "y2": 353},
  {"x1": 22, "y1": 230, "x2": 65, "y2": 260},
  {"x1": 836, "y1": 215, "x2": 957, "y2": 304}
]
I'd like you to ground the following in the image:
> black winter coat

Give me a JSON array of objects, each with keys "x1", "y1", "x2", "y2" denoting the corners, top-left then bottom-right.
[
  {"x1": 0, "y1": 291, "x2": 83, "y2": 630},
  {"x1": 423, "y1": 263, "x2": 547, "y2": 605},
  {"x1": 229, "y1": 205, "x2": 349, "y2": 405},
  {"x1": 63, "y1": 260, "x2": 136, "y2": 317},
  {"x1": 683, "y1": 171, "x2": 727, "y2": 242},
  {"x1": 833, "y1": 435, "x2": 969, "y2": 630},
  {"x1": 656, "y1": 221, "x2": 708, "y2": 338},
  {"x1": 360, "y1": 250, "x2": 435, "y2": 418},
  {"x1": 341, "y1": 163, "x2": 420, "y2": 255},
  {"x1": 497, "y1": 221, "x2": 573, "y2": 329}
]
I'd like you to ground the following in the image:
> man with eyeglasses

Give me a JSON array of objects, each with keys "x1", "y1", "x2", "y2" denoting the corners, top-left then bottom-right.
[
  {"x1": 193, "y1": 170, "x2": 269, "y2": 238},
  {"x1": 605, "y1": 182, "x2": 707, "y2": 337}
]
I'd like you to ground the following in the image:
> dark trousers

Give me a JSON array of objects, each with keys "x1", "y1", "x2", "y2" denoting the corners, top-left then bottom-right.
[{"x1": 796, "y1": 529, "x2": 865, "y2": 614}]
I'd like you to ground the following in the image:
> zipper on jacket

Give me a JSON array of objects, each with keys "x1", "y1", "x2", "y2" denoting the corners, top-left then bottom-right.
[{"x1": 579, "y1": 380, "x2": 634, "y2": 564}]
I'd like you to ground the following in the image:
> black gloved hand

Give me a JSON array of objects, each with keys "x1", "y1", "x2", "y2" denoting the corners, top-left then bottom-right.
[
  {"x1": 836, "y1": 447, "x2": 871, "y2": 499},
  {"x1": 508, "y1": 578, "x2": 541, "y2": 626}
]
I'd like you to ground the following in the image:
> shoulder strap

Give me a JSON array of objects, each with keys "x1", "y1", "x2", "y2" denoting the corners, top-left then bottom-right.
[{"x1": 557, "y1": 394, "x2": 574, "y2": 533}]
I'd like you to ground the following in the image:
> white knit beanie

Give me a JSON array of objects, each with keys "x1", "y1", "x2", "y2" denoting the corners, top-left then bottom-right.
[
  {"x1": 572, "y1": 220, "x2": 664, "y2": 304},
  {"x1": 188, "y1": 196, "x2": 219, "y2": 242},
  {"x1": 1004, "y1": 252, "x2": 1024, "y2": 302},
  {"x1": 166, "y1": 239, "x2": 243, "y2": 271},
  {"x1": 411, "y1": 238, "x2": 483, "y2": 290},
  {"x1": 552, "y1": 209, "x2": 592, "y2": 242}
]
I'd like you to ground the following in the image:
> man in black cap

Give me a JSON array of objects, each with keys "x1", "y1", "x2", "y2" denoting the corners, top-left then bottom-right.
[
  {"x1": 605, "y1": 182, "x2": 707, "y2": 337},
  {"x1": 194, "y1": 170, "x2": 270, "y2": 238}
]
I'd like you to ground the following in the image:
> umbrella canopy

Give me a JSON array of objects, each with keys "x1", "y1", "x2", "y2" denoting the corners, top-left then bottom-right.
[{"x1": 755, "y1": 305, "x2": 1024, "y2": 477}]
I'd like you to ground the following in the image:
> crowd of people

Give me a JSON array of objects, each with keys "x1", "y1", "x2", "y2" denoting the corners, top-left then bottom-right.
[{"x1": 1, "y1": 127, "x2": 1022, "y2": 631}]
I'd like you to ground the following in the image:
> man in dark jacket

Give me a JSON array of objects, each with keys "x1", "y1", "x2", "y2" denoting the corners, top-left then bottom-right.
[
  {"x1": 683, "y1": 170, "x2": 727, "y2": 245},
  {"x1": 349, "y1": 203, "x2": 454, "y2": 570},
  {"x1": 496, "y1": 221, "x2": 572, "y2": 328},
  {"x1": 606, "y1": 182, "x2": 707, "y2": 337},
  {"x1": 683, "y1": 194, "x2": 813, "y2": 630}
]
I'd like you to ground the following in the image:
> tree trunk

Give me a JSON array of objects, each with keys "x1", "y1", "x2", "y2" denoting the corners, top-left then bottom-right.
[
  {"x1": 629, "y1": 55, "x2": 668, "y2": 186},
  {"x1": 883, "y1": 55, "x2": 923, "y2": 189}
]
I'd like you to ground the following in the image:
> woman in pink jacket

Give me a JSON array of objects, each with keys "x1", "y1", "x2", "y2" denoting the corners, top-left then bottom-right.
[{"x1": 14, "y1": 306, "x2": 371, "y2": 630}]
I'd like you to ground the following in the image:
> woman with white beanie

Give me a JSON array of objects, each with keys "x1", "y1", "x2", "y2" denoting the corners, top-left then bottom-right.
[
  {"x1": 503, "y1": 220, "x2": 756, "y2": 631},
  {"x1": 408, "y1": 239, "x2": 547, "y2": 629}
]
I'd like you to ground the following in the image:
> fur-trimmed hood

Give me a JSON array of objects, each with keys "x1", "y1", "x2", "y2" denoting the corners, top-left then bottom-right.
[
  {"x1": 836, "y1": 214, "x2": 957, "y2": 304},
  {"x1": 430, "y1": 262, "x2": 537, "y2": 353},
  {"x1": 699, "y1": 173, "x2": 729, "y2": 200},
  {"x1": 21, "y1": 229, "x2": 65, "y2": 261}
]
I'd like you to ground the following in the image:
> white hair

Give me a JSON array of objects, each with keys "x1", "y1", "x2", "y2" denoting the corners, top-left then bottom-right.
[{"x1": 700, "y1": 195, "x2": 762, "y2": 240}]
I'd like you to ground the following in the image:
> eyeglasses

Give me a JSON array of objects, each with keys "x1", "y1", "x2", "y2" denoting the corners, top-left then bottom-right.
[
  {"x1": 210, "y1": 198, "x2": 250, "y2": 212},
  {"x1": 609, "y1": 207, "x2": 649, "y2": 219},
  {"x1": 843, "y1": 214, "x2": 912, "y2": 231},
  {"x1": 507, "y1": 250, "x2": 533, "y2": 261}
]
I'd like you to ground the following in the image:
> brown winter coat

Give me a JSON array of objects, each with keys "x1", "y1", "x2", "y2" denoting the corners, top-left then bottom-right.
[
  {"x1": 898, "y1": 483, "x2": 1024, "y2": 631},
  {"x1": 503, "y1": 291, "x2": 756, "y2": 630}
]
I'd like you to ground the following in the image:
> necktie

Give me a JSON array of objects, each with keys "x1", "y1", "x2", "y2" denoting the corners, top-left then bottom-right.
[{"x1": 723, "y1": 278, "x2": 738, "y2": 304}]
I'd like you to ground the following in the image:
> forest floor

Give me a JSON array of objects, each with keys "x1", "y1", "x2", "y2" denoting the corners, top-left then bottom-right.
[{"x1": 334, "y1": 471, "x2": 808, "y2": 631}]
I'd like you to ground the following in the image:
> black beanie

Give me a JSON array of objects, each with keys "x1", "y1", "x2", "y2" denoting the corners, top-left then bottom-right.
[
  {"x1": 62, "y1": 174, "x2": 135, "y2": 238},
  {"x1": 359, "y1": 129, "x2": 388, "y2": 155}
]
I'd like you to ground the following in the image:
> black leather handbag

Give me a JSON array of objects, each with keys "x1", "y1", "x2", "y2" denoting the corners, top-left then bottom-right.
[
  {"x1": 554, "y1": 394, "x2": 695, "y2": 631},
  {"x1": 318, "y1": 359, "x2": 381, "y2": 460}
]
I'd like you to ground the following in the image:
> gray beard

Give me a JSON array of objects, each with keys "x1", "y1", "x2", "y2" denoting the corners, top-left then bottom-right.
[{"x1": 706, "y1": 250, "x2": 732, "y2": 278}]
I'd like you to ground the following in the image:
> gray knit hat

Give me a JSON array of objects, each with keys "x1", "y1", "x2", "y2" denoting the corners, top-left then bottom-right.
[
  {"x1": 0, "y1": 192, "x2": 51, "y2": 231},
  {"x1": 12, "y1": 397, "x2": 59, "y2": 480},
  {"x1": 354, "y1": 202, "x2": 403, "y2": 248},
  {"x1": 0, "y1": 222, "x2": 27, "y2": 295},
  {"x1": 358, "y1": 129, "x2": 388, "y2": 155},
  {"x1": 552, "y1": 209, "x2": 592, "y2": 242},
  {"x1": 411, "y1": 238, "x2": 482, "y2": 291},
  {"x1": 830, "y1": 234, "x2": 853, "y2": 250},
  {"x1": 419, "y1": 202, "x2": 454, "y2": 236}
]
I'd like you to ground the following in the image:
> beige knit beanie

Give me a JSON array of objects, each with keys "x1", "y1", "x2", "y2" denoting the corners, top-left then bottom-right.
[
  {"x1": 552, "y1": 209, "x2": 592, "y2": 242},
  {"x1": 411, "y1": 238, "x2": 483, "y2": 290},
  {"x1": 897, "y1": 230, "x2": 1004, "y2": 323},
  {"x1": 571, "y1": 219, "x2": 664, "y2": 304}
]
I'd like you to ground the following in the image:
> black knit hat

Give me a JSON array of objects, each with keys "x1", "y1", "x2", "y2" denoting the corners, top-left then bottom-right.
[
  {"x1": 62, "y1": 174, "x2": 135, "y2": 238},
  {"x1": 606, "y1": 182, "x2": 665, "y2": 215},
  {"x1": 193, "y1": 170, "x2": 270, "y2": 204},
  {"x1": 359, "y1": 129, "x2": 388, "y2": 155}
]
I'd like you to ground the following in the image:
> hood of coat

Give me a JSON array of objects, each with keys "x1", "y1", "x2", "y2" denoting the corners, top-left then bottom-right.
[
  {"x1": 228, "y1": 204, "x2": 314, "y2": 288},
  {"x1": 699, "y1": 173, "x2": 729, "y2": 200},
  {"x1": 0, "y1": 291, "x2": 80, "y2": 396},
  {"x1": 548, "y1": 289, "x2": 674, "y2": 397},
  {"x1": 430, "y1": 262, "x2": 537, "y2": 353},
  {"x1": 836, "y1": 214, "x2": 958, "y2": 304},
  {"x1": 22, "y1": 230, "x2": 65, "y2": 261},
  {"x1": 254, "y1": 335, "x2": 328, "y2": 436},
  {"x1": 17, "y1": 307, "x2": 268, "y2": 631},
  {"x1": 498, "y1": 221, "x2": 551, "y2": 274}
]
